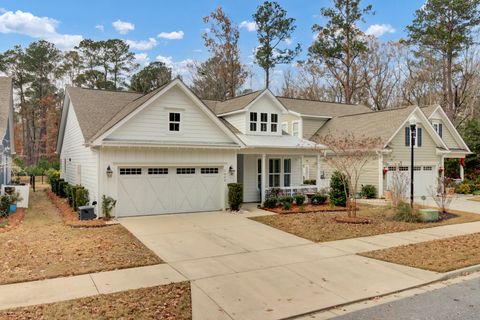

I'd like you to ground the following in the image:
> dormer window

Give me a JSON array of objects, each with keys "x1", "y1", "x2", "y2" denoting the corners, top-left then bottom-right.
[
  {"x1": 292, "y1": 121, "x2": 299, "y2": 137},
  {"x1": 260, "y1": 113, "x2": 268, "y2": 132},
  {"x1": 271, "y1": 114, "x2": 278, "y2": 132},
  {"x1": 432, "y1": 121, "x2": 443, "y2": 138},
  {"x1": 250, "y1": 112, "x2": 257, "y2": 131},
  {"x1": 169, "y1": 112, "x2": 180, "y2": 131}
]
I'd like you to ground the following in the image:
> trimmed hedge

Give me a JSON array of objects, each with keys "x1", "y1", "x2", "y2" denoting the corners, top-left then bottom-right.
[
  {"x1": 227, "y1": 183, "x2": 243, "y2": 211},
  {"x1": 294, "y1": 194, "x2": 306, "y2": 205},
  {"x1": 263, "y1": 196, "x2": 277, "y2": 208},
  {"x1": 311, "y1": 193, "x2": 327, "y2": 205},
  {"x1": 329, "y1": 171, "x2": 348, "y2": 207},
  {"x1": 361, "y1": 185, "x2": 377, "y2": 199}
]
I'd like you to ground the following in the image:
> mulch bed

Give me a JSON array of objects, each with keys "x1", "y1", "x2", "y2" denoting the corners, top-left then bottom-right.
[
  {"x1": 360, "y1": 233, "x2": 480, "y2": 273},
  {"x1": 46, "y1": 189, "x2": 107, "y2": 228},
  {"x1": 0, "y1": 208, "x2": 25, "y2": 233},
  {"x1": 0, "y1": 282, "x2": 191, "y2": 320},
  {"x1": 262, "y1": 203, "x2": 348, "y2": 214}
]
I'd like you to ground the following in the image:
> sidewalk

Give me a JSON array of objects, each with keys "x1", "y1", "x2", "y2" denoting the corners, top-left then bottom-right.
[{"x1": 1, "y1": 220, "x2": 480, "y2": 319}]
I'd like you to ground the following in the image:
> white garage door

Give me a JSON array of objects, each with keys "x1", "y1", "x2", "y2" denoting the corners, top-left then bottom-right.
[
  {"x1": 117, "y1": 166, "x2": 223, "y2": 217},
  {"x1": 386, "y1": 165, "x2": 437, "y2": 197}
]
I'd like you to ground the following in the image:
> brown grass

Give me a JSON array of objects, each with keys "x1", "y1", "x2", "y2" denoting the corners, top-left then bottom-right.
[
  {"x1": 250, "y1": 205, "x2": 480, "y2": 243},
  {"x1": 360, "y1": 233, "x2": 480, "y2": 272},
  {"x1": 0, "y1": 186, "x2": 162, "y2": 285},
  {"x1": 0, "y1": 208, "x2": 25, "y2": 232},
  {"x1": 263, "y1": 203, "x2": 347, "y2": 214},
  {"x1": 0, "y1": 282, "x2": 192, "y2": 320}
]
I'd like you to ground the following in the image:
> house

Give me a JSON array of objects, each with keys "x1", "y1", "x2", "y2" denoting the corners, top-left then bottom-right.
[
  {"x1": 57, "y1": 79, "x2": 470, "y2": 217},
  {"x1": 57, "y1": 79, "x2": 324, "y2": 217},
  {"x1": 284, "y1": 103, "x2": 470, "y2": 197},
  {"x1": 0, "y1": 77, "x2": 15, "y2": 186}
]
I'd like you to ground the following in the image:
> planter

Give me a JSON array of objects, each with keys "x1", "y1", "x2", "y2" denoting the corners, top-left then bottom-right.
[
  {"x1": 418, "y1": 208, "x2": 439, "y2": 222},
  {"x1": 9, "y1": 204, "x2": 17, "y2": 213}
]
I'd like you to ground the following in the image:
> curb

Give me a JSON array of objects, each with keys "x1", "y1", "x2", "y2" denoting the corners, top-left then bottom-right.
[{"x1": 438, "y1": 264, "x2": 480, "y2": 281}]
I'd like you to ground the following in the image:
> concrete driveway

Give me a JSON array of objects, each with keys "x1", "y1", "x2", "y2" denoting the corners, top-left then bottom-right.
[{"x1": 120, "y1": 208, "x2": 441, "y2": 320}]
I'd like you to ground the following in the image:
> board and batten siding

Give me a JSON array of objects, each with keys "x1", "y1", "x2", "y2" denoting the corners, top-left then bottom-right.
[
  {"x1": 107, "y1": 86, "x2": 235, "y2": 144},
  {"x1": 60, "y1": 102, "x2": 99, "y2": 203},
  {"x1": 242, "y1": 154, "x2": 302, "y2": 202},
  {"x1": 386, "y1": 123, "x2": 442, "y2": 166},
  {"x1": 98, "y1": 147, "x2": 237, "y2": 216}
]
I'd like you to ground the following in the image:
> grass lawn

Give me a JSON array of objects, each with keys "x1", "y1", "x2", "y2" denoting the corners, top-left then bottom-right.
[
  {"x1": 250, "y1": 205, "x2": 480, "y2": 243},
  {"x1": 0, "y1": 282, "x2": 191, "y2": 320},
  {"x1": 0, "y1": 186, "x2": 162, "y2": 285},
  {"x1": 360, "y1": 233, "x2": 480, "y2": 272}
]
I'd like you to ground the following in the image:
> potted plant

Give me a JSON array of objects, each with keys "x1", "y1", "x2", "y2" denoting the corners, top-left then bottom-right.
[
  {"x1": 102, "y1": 195, "x2": 117, "y2": 220},
  {"x1": 8, "y1": 192, "x2": 23, "y2": 213}
]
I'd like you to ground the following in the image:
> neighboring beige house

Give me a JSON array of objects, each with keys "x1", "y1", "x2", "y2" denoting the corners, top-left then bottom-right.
[{"x1": 0, "y1": 77, "x2": 15, "y2": 186}]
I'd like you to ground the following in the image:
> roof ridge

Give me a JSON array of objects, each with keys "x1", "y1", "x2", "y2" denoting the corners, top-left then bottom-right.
[
  {"x1": 277, "y1": 95, "x2": 361, "y2": 106},
  {"x1": 334, "y1": 105, "x2": 415, "y2": 119},
  {"x1": 219, "y1": 90, "x2": 263, "y2": 102},
  {"x1": 67, "y1": 86, "x2": 141, "y2": 95}
]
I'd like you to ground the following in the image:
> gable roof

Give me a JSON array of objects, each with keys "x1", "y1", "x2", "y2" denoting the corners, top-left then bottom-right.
[
  {"x1": 278, "y1": 97, "x2": 372, "y2": 118},
  {"x1": 0, "y1": 77, "x2": 13, "y2": 136},
  {"x1": 205, "y1": 91, "x2": 263, "y2": 115},
  {"x1": 67, "y1": 86, "x2": 142, "y2": 142}
]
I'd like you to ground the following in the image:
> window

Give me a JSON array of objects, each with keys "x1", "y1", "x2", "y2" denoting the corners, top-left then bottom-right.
[
  {"x1": 271, "y1": 114, "x2": 278, "y2": 132},
  {"x1": 169, "y1": 112, "x2": 180, "y2": 131},
  {"x1": 257, "y1": 158, "x2": 262, "y2": 190},
  {"x1": 399, "y1": 166, "x2": 409, "y2": 171},
  {"x1": 201, "y1": 168, "x2": 219, "y2": 174},
  {"x1": 405, "y1": 127, "x2": 422, "y2": 147},
  {"x1": 120, "y1": 168, "x2": 142, "y2": 175},
  {"x1": 292, "y1": 121, "x2": 299, "y2": 137},
  {"x1": 260, "y1": 113, "x2": 268, "y2": 132},
  {"x1": 249, "y1": 112, "x2": 257, "y2": 131},
  {"x1": 148, "y1": 168, "x2": 168, "y2": 175},
  {"x1": 423, "y1": 166, "x2": 433, "y2": 171},
  {"x1": 388, "y1": 166, "x2": 397, "y2": 171},
  {"x1": 284, "y1": 159, "x2": 291, "y2": 187},
  {"x1": 432, "y1": 122, "x2": 443, "y2": 137},
  {"x1": 281, "y1": 122, "x2": 288, "y2": 133},
  {"x1": 269, "y1": 159, "x2": 281, "y2": 187},
  {"x1": 413, "y1": 166, "x2": 422, "y2": 171},
  {"x1": 177, "y1": 168, "x2": 195, "y2": 174}
]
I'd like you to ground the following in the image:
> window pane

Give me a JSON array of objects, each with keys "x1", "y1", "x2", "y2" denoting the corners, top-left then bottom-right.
[
  {"x1": 271, "y1": 124, "x2": 277, "y2": 132},
  {"x1": 261, "y1": 123, "x2": 267, "y2": 131},
  {"x1": 250, "y1": 112, "x2": 257, "y2": 121},
  {"x1": 273, "y1": 175, "x2": 280, "y2": 187},
  {"x1": 271, "y1": 114, "x2": 278, "y2": 123},
  {"x1": 284, "y1": 174, "x2": 291, "y2": 187},
  {"x1": 261, "y1": 113, "x2": 268, "y2": 122},
  {"x1": 257, "y1": 158, "x2": 261, "y2": 173},
  {"x1": 169, "y1": 113, "x2": 175, "y2": 121},
  {"x1": 284, "y1": 159, "x2": 291, "y2": 173},
  {"x1": 250, "y1": 122, "x2": 257, "y2": 131}
]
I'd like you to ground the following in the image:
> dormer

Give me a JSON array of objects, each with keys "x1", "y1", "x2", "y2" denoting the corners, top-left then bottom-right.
[{"x1": 217, "y1": 90, "x2": 289, "y2": 136}]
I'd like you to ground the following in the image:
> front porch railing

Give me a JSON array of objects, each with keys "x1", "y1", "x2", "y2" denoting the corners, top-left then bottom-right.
[{"x1": 265, "y1": 181, "x2": 330, "y2": 198}]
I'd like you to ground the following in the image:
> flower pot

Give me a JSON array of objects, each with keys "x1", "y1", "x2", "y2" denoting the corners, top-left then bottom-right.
[{"x1": 9, "y1": 203, "x2": 17, "y2": 213}]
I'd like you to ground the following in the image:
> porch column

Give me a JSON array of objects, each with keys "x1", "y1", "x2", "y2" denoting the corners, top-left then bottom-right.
[
  {"x1": 261, "y1": 154, "x2": 266, "y2": 204},
  {"x1": 378, "y1": 153, "x2": 384, "y2": 198},
  {"x1": 316, "y1": 153, "x2": 321, "y2": 191},
  {"x1": 460, "y1": 159, "x2": 465, "y2": 181}
]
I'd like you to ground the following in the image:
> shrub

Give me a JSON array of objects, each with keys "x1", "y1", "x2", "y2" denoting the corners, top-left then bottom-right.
[
  {"x1": 361, "y1": 185, "x2": 377, "y2": 199},
  {"x1": 456, "y1": 183, "x2": 471, "y2": 194},
  {"x1": 293, "y1": 194, "x2": 306, "y2": 206},
  {"x1": 58, "y1": 180, "x2": 68, "y2": 198},
  {"x1": 311, "y1": 193, "x2": 327, "y2": 205},
  {"x1": 102, "y1": 195, "x2": 117, "y2": 219},
  {"x1": 0, "y1": 195, "x2": 12, "y2": 218},
  {"x1": 75, "y1": 187, "x2": 89, "y2": 209},
  {"x1": 392, "y1": 201, "x2": 421, "y2": 223},
  {"x1": 45, "y1": 169, "x2": 60, "y2": 184},
  {"x1": 227, "y1": 183, "x2": 243, "y2": 211},
  {"x1": 303, "y1": 179, "x2": 316, "y2": 185},
  {"x1": 279, "y1": 196, "x2": 294, "y2": 206},
  {"x1": 263, "y1": 196, "x2": 278, "y2": 209},
  {"x1": 329, "y1": 171, "x2": 348, "y2": 207},
  {"x1": 283, "y1": 202, "x2": 292, "y2": 211}
]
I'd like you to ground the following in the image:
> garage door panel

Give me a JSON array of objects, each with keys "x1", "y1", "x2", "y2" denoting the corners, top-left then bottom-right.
[
  {"x1": 117, "y1": 166, "x2": 223, "y2": 217},
  {"x1": 386, "y1": 165, "x2": 436, "y2": 197}
]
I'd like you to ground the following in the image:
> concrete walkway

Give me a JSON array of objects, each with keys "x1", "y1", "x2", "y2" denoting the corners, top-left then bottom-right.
[{"x1": 2, "y1": 207, "x2": 480, "y2": 319}]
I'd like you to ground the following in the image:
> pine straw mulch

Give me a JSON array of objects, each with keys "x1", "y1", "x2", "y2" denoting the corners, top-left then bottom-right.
[
  {"x1": 0, "y1": 187, "x2": 162, "y2": 285},
  {"x1": 262, "y1": 203, "x2": 348, "y2": 214},
  {"x1": 46, "y1": 189, "x2": 106, "y2": 227},
  {"x1": 250, "y1": 205, "x2": 480, "y2": 243},
  {"x1": 0, "y1": 282, "x2": 192, "y2": 320},
  {"x1": 0, "y1": 208, "x2": 25, "y2": 233},
  {"x1": 360, "y1": 233, "x2": 480, "y2": 273}
]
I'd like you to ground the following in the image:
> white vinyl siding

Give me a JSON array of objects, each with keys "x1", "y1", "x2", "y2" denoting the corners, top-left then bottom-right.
[
  {"x1": 436, "y1": 120, "x2": 461, "y2": 149},
  {"x1": 223, "y1": 113, "x2": 246, "y2": 133},
  {"x1": 60, "y1": 102, "x2": 98, "y2": 203},
  {"x1": 107, "y1": 86, "x2": 234, "y2": 145}
]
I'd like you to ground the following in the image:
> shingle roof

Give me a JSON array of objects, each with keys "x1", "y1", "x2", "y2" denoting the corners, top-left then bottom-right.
[
  {"x1": 0, "y1": 77, "x2": 12, "y2": 136},
  {"x1": 67, "y1": 87, "x2": 142, "y2": 142},
  {"x1": 421, "y1": 105, "x2": 439, "y2": 118},
  {"x1": 204, "y1": 91, "x2": 263, "y2": 115},
  {"x1": 278, "y1": 97, "x2": 372, "y2": 117},
  {"x1": 311, "y1": 105, "x2": 417, "y2": 144}
]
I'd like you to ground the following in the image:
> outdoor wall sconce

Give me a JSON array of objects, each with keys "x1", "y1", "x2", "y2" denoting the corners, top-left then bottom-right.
[
  {"x1": 229, "y1": 166, "x2": 235, "y2": 175},
  {"x1": 106, "y1": 165, "x2": 113, "y2": 178}
]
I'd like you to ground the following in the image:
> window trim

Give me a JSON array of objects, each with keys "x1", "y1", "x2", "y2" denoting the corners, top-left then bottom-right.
[
  {"x1": 268, "y1": 158, "x2": 281, "y2": 188},
  {"x1": 260, "y1": 112, "x2": 268, "y2": 132},
  {"x1": 249, "y1": 112, "x2": 258, "y2": 132},
  {"x1": 168, "y1": 112, "x2": 181, "y2": 132},
  {"x1": 292, "y1": 120, "x2": 300, "y2": 137},
  {"x1": 270, "y1": 114, "x2": 278, "y2": 132},
  {"x1": 283, "y1": 158, "x2": 291, "y2": 187}
]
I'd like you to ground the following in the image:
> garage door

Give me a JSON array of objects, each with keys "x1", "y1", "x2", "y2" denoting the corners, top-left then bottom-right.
[
  {"x1": 117, "y1": 166, "x2": 223, "y2": 217},
  {"x1": 386, "y1": 165, "x2": 436, "y2": 197}
]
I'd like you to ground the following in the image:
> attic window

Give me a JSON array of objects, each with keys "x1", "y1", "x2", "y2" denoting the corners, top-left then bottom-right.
[
  {"x1": 432, "y1": 122, "x2": 443, "y2": 138},
  {"x1": 260, "y1": 113, "x2": 268, "y2": 132},
  {"x1": 271, "y1": 114, "x2": 278, "y2": 132},
  {"x1": 250, "y1": 112, "x2": 257, "y2": 131},
  {"x1": 169, "y1": 112, "x2": 180, "y2": 132}
]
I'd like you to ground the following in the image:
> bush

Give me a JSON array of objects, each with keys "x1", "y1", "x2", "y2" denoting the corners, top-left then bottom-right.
[
  {"x1": 283, "y1": 202, "x2": 292, "y2": 211},
  {"x1": 456, "y1": 183, "x2": 472, "y2": 194},
  {"x1": 279, "y1": 196, "x2": 294, "y2": 206},
  {"x1": 303, "y1": 179, "x2": 316, "y2": 185},
  {"x1": 293, "y1": 194, "x2": 306, "y2": 205},
  {"x1": 311, "y1": 193, "x2": 327, "y2": 205},
  {"x1": 263, "y1": 196, "x2": 278, "y2": 209},
  {"x1": 102, "y1": 195, "x2": 117, "y2": 219},
  {"x1": 68, "y1": 185, "x2": 89, "y2": 210},
  {"x1": 227, "y1": 183, "x2": 243, "y2": 211},
  {"x1": 361, "y1": 185, "x2": 377, "y2": 199},
  {"x1": 58, "y1": 180, "x2": 68, "y2": 198},
  {"x1": 0, "y1": 194, "x2": 12, "y2": 218},
  {"x1": 392, "y1": 201, "x2": 421, "y2": 223},
  {"x1": 45, "y1": 168, "x2": 60, "y2": 184},
  {"x1": 329, "y1": 171, "x2": 348, "y2": 207}
]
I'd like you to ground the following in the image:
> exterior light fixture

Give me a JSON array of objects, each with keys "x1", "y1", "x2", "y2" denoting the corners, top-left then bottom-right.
[
  {"x1": 229, "y1": 166, "x2": 235, "y2": 175},
  {"x1": 106, "y1": 165, "x2": 113, "y2": 178}
]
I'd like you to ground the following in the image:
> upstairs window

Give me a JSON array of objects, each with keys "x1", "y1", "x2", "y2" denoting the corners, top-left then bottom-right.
[
  {"x1": 405, "y1": 127, "x2": 422, "y2": 147},
  {"x1": 292, "y1": 121, "x2": 299, "y2": 137},
  {"x1": 432, "y1": 122, "x2": 443, "y2": 138},
  {"x1": 260, "y1": 113, "x2": 268, "y2": 132},
  {"x1": 271, "y1": 114, "x2": 278, "y2": 132},
  {"x1": 250, "y1": 112, "x2": 257, "y2": 131},
  {"x1": 169, "y1": 112, "x2": 180, "y2": 132}
]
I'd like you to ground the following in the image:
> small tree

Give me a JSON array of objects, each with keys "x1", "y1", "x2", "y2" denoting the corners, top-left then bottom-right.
[
  {"x1": 430, "y1": 175, "x2": 455, "y2": 213},
  {"x1": 321, "y1": 132, "x2": 384, "y2": 217},
  {"x1": 389, "y1": 169, "x2": 409, "y2": 208}
]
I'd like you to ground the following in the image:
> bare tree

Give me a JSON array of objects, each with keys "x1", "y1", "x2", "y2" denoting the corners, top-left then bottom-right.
[
  {"x1": 321, "y1": 132, "x2": 384, "y2": 217},
  {"x1": 429, "y1": 175, "x2": 456, "y2": 213}
]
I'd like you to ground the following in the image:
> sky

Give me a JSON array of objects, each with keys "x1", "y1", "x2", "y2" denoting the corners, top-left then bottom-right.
[{"x1": 0, "y1": 0, "x2": 426, "y2": 91}]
